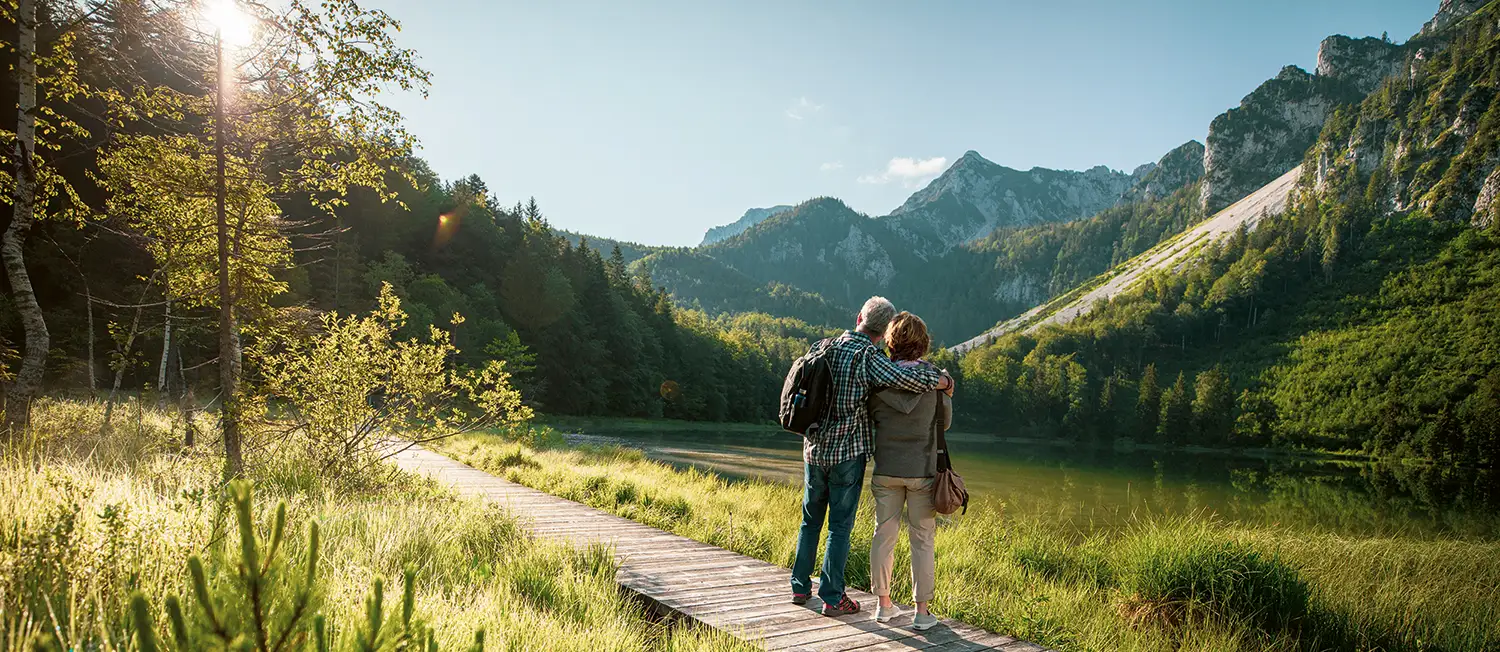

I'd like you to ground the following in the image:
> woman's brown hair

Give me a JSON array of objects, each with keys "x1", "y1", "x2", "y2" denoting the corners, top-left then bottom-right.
[{"x1": 885, "y1": 311, "x2": 930, "y2": 362}]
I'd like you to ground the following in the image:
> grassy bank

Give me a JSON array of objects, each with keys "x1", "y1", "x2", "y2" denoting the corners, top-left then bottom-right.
[
  {"x1": 437, "y1": 432, "x2": 1500, "y2": 652},
  {"x1": 0, "y1": 399, "x2": 751, "y2": 652}
]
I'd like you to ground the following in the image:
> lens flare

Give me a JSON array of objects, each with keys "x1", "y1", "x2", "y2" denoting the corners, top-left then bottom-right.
[
  {"x1": 433, "y1": 210, "x2": 462, "y2": 249},
  {"x1": 659, "y1": 380, "x2": 682, "y2": 401},
  {"x1": 205, "y1": 0, "x2": 253, "y2": 47}
]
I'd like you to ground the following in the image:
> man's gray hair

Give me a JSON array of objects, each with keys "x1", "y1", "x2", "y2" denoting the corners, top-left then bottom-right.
[{"x1": 858, "y1": 296, "x2": 897, "y2": 336}]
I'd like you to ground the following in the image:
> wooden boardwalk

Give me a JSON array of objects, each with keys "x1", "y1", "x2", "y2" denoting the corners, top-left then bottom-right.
[{"x1": 390, "y1": 445, "x2": 1049, "y2": 652}]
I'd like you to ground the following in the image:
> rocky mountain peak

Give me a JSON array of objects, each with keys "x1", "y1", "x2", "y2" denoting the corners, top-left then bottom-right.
[
  {"x1": 1422, "y1": 0, "x2": 1487, "y2": 36},
  {"x1": 1200, "y1": 56, "x2": 1366, "y2": 214},
  {"x1": 883, "y1": 151, "x2": 1143, "y2": 254},
  {"x1": 1276, "y1": 64, "x2": 1309, "y2": 82},
  {"x1": 1317, "y1": 35, "x2": 1404, "y2": 97},
  {"x1": 700, "y1": 205, "x2": 794, "y2": 246},
  {"x1": 1124, "y1": 140, "x2": 1205, "y2": 203}
]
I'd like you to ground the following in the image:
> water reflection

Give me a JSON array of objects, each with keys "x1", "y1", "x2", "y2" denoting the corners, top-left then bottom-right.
[{"x1": 563, "y1": 428, "x2": 1500, "y2": 540}]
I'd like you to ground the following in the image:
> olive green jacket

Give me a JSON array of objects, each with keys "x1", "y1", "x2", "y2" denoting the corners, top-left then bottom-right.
[{"x1": 868, "y1": 383, "x2": 951, "y2": 478}]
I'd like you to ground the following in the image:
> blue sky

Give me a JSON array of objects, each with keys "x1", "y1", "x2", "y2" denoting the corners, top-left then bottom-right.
[{"x1": 366, "y1": 0, "x2": 1435, "y2": 247}]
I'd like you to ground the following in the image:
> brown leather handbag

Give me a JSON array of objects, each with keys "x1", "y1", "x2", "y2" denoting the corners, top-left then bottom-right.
[{"x1": 931, "y1": 394, "x2": 969, "y2": 515}]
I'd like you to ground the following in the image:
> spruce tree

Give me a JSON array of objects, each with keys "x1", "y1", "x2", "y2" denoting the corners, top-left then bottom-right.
[
  {"x1": 606, "y1": 245, "x2": 629, "y2": 287},
  {"x1": 1096, "y1": 376, "x2": 1118, "y2": 441},
  {"x1": 1135, "y1": 364, "x2": 1161, "y2": 442},
  {"x1": 1472, "y1": 371, "x2": 1500, "y2": 467},
  {"x1": 1159, "y1": 371, "x2": 1192, "y2": 444}
]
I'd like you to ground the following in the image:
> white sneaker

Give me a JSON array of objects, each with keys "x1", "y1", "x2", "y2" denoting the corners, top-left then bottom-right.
[
  {"x1": 875, "y1": 604, "x2": 901, "y2": 623},
  {"x1": 913, "y1": 612, "x2": 939, "y2": 631}
]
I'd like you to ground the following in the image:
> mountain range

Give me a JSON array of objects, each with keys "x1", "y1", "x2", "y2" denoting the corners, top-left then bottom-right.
[
  {"x1": 623, "y1": 0, "x2": 1483, "y2": 353},
  {"x1": 700, "y1": 206, "x2": 794, "y2": 246},
  {"x1": 633, "y1": 140, "x2": 1207, "y2": 340}
]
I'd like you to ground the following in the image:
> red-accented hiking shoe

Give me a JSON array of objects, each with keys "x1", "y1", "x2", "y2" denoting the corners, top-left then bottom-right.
[
  {"x1": 791, "y1": 593, "x2": 810, "y2": 605},
  {"x1": 821, "y1": 594, "x2": 860, "y2": 616}
]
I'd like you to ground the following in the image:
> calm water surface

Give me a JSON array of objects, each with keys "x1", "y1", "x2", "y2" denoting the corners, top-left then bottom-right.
[{"x1": 564, "y1": 428, "x2": 1500, "y2": 540}]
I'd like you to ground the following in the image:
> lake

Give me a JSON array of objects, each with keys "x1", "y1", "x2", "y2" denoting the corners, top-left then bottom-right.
[{"x1": 562, "y1": 426, "x2": 1500, "y2": 540}]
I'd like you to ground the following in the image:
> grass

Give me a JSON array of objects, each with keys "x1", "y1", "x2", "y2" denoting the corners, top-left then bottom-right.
[
  {"x1": 0, "y1": 398, "x2": 754, "y2": 652},
  {"x1": 436, "y1": 431, "x2": 1500, "y2": 652},
  {"x1": 537, "y1": 415, "x2": 782, "y2": 436}
]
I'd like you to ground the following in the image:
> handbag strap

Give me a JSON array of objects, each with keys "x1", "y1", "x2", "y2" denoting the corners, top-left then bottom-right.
[{"x1": 932, "y1": 391, "x2": 953, "y2": 474}]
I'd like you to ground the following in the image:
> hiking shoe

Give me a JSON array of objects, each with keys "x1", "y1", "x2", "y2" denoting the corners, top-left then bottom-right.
[
  {"x1": 875, "y1": 604, "x2": 901, "y2": 623},
  {"x1": 913, "y1": 612, "x2": 939, "y2": 631},
  {"x1": 821, "y1": 595, "x2": 860, "y2": 616},
  {"x1": 791, "y1": 593, "x2": 809, "y2": 605}
]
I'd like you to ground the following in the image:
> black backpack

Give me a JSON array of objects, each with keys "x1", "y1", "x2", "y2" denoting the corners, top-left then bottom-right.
[{"x1": 779, "y1": 338, "x2": 835, "y2": 439}]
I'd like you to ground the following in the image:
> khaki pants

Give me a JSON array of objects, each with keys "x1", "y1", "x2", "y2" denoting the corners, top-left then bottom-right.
[{"x1": 869, "y1": 475, "x2": 937, "y2": 603}]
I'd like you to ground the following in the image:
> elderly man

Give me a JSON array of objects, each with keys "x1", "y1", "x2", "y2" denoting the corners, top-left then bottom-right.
[{"x1": 790, "y1": 296, "x2": 954, "y2": 616}]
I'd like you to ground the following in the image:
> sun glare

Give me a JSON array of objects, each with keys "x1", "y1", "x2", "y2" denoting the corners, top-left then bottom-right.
[{"x1": 204, "y1": 0, "x2": 254, "y2": 47}]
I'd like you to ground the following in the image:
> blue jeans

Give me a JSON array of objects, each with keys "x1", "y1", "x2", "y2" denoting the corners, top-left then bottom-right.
[{"x1": 790, "y1": 456, "x2": 866, "y2": 605}]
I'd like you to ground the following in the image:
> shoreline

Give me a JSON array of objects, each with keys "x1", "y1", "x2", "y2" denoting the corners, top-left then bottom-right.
[{"x1": 538, "y1": 414, "x2": 1397, "y2": 466}]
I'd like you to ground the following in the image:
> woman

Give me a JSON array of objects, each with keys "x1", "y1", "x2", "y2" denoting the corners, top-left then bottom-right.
[{"x1": 867, "y1": 311, "x2": 948, "y2": 630}]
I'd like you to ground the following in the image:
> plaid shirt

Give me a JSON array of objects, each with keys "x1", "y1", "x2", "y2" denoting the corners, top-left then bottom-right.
[{"x1": 804, "y1": 330, "x2": 941, "y2": 466}]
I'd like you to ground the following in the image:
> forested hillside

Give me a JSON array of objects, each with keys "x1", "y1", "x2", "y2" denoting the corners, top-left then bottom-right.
[
  {"x1": 311, "y1": 176, "x2": 832, "y2": 422},
  {"x1": 555, "y1": 229, "x2": 658, "y2": 265},
  {"x1": 953, "y1": 5, "x2": 1500, "y2": 466},
  {"x1": 0, "y1": 2, "x2": 821, "y2": 427},
  {"x1": 633, "y1": 249, "x2": 848, "y2": 327}
]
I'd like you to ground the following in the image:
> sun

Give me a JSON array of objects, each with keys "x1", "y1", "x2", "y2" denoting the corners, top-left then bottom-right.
[{"x1": 204, "y1": 0, "x2": 254, "y2": 48}]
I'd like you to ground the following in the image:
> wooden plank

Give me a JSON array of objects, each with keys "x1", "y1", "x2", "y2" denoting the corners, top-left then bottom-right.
[
  {"x1": 621, "y1": 555, "x2": 782, "y2": 576},
  {"x1": 656, "y1": 583, "x2": 794, "y2": 610},
  {"x1": 761, "y1": 618, "x2": 930, "y2": 651},
  {"x1": 387, "y1": 445, "x2": 1048, "y2": 652},
  {"x1": 622, "y1": 575, "x2": 787, "y2": 600},
  {"x1": 526, "y1": 521, "x2": 649, "y2": 535},
  {"x1": 612, "y1": 538, "x2": 710, "y2": 555}
]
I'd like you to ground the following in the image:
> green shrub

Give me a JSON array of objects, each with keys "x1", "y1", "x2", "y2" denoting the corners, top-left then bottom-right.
[{"x1": 1114, "y1": 523, "x2": 1310, "y2": 631}]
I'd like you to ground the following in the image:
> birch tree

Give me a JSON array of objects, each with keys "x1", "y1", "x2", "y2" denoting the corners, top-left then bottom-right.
[{"x1": 95, "y1": 0, "x2": 428, "y2": 474}]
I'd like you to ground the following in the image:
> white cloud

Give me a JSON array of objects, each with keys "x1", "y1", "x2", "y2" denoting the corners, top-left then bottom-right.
[
  {"x1": 785, "y1": 96, "x2": 824, "y2": 121},
  {"x1": 819, "y1": 161, "x2": 844, "y2": 172},
  {"x1": 857, "y1": 156, "x2": 949, "y2": 186}
]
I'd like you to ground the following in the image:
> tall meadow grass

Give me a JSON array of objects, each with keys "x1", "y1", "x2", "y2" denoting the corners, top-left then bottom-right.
[
  {"x1": 0, "y1": 399, "x2": 753, "y2": 652},
  {"x1": 439, "y1": 432, "x2": 1500, "y2": 652}
]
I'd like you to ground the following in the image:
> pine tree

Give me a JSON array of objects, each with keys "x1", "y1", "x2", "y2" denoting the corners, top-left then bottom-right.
[
  {"x1": 606, "y1": 245, "x2": 629, "y2": 288},
  {"x1": 129, "y1": 482, "x2": 483, "y2": 651},
  {"x1": 1159, "y1": 372, "x2": 1192, "y2": 444},
  {"x1": 524, "y1": 197, "x2": 545, "y2": 227},
  {"x1": 1192, "y1": 367, "x2": 1235, "y2": 445},
  {"x1": 1425, "y1": 404, "x2": 1464, "y2": 462},
  {"x1": 1472, "y1": 371, "x2": 1500, "y2": 467},
  {"x1": 1096, "y1": 376, "x2": 1118, "y2": 441},
  {"x1": 1135, "y1": 364, "x2": 1161, "y2": 442}
]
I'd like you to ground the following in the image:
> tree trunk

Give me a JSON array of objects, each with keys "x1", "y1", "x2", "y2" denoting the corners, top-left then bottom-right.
[
  {"x1": 178, "y1": 349, "x2": 195, "y2": 448},
  {"x1": 4, "y1": 0, "x2": 46, "y2": 435},
  {"x1": 103, "y1": 278, "x2": 157, "y2": 426},
  {"x1": 215, "y1": 35, "x2": 243, "y2": 477},
  {"x1": 85, "y1": 289, "x2": 96, "y2": 392},
  {"x1": 157, "y1": 298, "x2": 172, "y2": 403}
]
